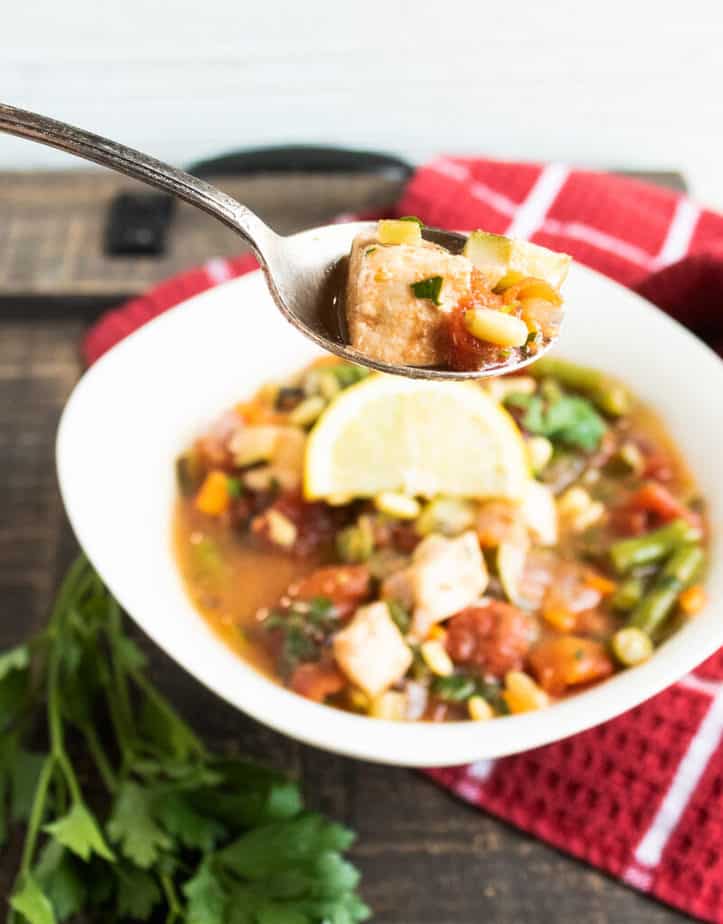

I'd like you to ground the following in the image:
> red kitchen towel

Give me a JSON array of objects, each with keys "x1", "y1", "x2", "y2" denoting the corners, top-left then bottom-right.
[{"x1": 83, "y1": 159, "x2": 723, "y2": 923}]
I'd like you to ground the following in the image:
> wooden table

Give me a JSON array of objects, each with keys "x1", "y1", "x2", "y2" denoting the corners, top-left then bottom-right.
[{"x1": 0, "y1": 169, "x2": 690, "y2": 923}]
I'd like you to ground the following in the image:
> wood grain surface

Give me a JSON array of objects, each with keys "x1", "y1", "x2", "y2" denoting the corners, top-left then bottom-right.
[{"x1": 0, "y1": 170, "x2": 691, "y2": 923}]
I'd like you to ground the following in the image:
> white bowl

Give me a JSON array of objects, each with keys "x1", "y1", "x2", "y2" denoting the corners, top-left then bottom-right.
[{"x1": 56, "y1": 234, "x2": 723, "y2": 767}]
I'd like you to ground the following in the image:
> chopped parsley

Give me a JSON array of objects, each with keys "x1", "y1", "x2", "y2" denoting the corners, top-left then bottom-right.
[
  {"x1": 365, "y1": 246, "x2": 377, "y2": 256},
  {"x1": 386, "y1": 600, "x2": 411, "y2": 634},
  {"x1": 225, "y1": 476, "x2": 243, "y2": 498},
  {"x1": 410, "y1": 275, "x2": 444, "y2": 305},
  {"x1": 264, "y1": 597, "x2": 338, "y2": 677},
  {"x1": 505, "y1": 390, "x2": 607, "y2": 452}
]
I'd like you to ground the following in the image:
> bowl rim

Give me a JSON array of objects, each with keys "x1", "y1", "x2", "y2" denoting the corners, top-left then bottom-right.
[{"x1": 56, "y1": 236, "x2": 723, "y2": 767}]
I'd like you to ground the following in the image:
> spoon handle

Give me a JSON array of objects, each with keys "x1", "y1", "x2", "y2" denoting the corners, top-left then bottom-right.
[{"x1": 0, "y1": 103, "x2": 277, "y2": 254}]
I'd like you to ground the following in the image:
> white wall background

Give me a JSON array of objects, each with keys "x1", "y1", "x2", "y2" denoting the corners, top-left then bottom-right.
[{"x1": 2, "y1": 0, "x2": 722, "y2": 207}]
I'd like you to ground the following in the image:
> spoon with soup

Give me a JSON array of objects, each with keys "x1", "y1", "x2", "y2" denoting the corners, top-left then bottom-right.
[{"x1": 0, "y1": 103, "x2": 570, "y2": 379}]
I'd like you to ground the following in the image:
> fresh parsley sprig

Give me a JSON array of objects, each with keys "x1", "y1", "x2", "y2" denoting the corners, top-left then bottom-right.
[{"x1": 1, "y1": 557, "x2": 369, "y2": 924}]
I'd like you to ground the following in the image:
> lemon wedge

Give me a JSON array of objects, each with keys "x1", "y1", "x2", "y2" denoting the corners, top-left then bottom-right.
[{"x1": 304, "y1": 375, "x2": 529, "y2": 501}]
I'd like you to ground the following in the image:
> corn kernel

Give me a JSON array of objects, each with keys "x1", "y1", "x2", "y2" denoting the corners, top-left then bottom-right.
[
  {"x1": 266, "y1": 510, "x2": 298, "y2": 549},
  {"x1": 428, "y1": 625, "x2": 447, "y2": 642},
  {"x1": 503, "y1": 671, "x2": 549, "y2": 714},
  {"x1": 557, "y1": 486, "x2": 591, "y2": 518},
  {"x1": 468, "y1": 695, "x2": 494, "y2": 721},
  {"x1": 348, "y1": 687, "x2": 370, "y2": 712},
  {"x1": 374, "y1": 492, "x2": 421, "y2": 520},
  {"x1": 526, "y1": 435, "x2": 553, "y2": 474},
  {"x1": 288, "y1": 395, "x2": 326, "y2": 428},
  {"x1": 370, "y1": 690, "x2": 408, "y2": 720},
  {"x1": 420, "y1": 640, "x2": 454, "y2": 677},
  {"x1": 612, "y1": 627, "x2": 653, "y2": 667},
  {"x1": 464, "y1": 307, "x2": 528, "y2": 347},
  {"x1": 486, "y1": 375, "x2": 536, "y2": 402}
]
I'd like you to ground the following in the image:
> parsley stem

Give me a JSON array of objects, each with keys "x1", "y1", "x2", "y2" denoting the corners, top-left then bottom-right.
[
  {"x1": 161, "y1": 873, "x2": 182, "y2": 923},
  {"x1": 80, "y1": 721, "x2": 118, "y2": 793},
  {"x1": 18, "y1": 754, "x2": 54, "y2": 875},
  {"x1": 129, "y1": 669, "x2": 206, "y2": 758}
]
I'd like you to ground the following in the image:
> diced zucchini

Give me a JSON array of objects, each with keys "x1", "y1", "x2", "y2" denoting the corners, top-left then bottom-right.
[
  {"x1": 415, "y1": 497, "x2": 476, "y2": 537},
  {"x1": 463, "y1": 231, "x2": 512, "y2": 287},
  {"x1": 377, "y1": 219, "x2": 422, "y2": 246},
  {"x1": 463, "y1": 230, "x2": 571, "y2": 290}
]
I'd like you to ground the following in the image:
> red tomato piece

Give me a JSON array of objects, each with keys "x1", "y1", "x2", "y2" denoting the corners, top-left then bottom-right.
[
  {"x1": 290, "y1": 661, "x2": 345, "y2": 703},
  {"x1": 445, "y1": 601, "x2": 533, "y2": 679}
]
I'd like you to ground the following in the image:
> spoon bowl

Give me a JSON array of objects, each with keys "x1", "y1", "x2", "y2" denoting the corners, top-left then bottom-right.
[{"x1": 0, "y1": 104, "x2": 557, "y2": 379}]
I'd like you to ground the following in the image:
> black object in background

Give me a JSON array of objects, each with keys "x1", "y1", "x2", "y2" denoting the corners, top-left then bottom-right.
[
  {"x1": 104, "y1": 193, "x2": 176, "y2": 256},
  {"x1": 103, "y1": 145, "x2": 414, "y2": 258}
]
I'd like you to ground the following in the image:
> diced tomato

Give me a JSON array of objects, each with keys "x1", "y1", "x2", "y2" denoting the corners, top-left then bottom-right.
[
  {"x1": 641, "y1": 449, "x2": 674, "y2": 483},
  {"x1": 445, "y1": 601, "x2": 533, "y2": 679},
  {"x1": 529, "y1": 636, "x2": 613, "y2": 696},
  {"x1": 290, "y1": 661, "x2": 345, "y2": 703},
  {"x1": 289, "y1": 564, "x2": 371, "y2": 618},
  {"x1": 444, "y1": 270, "x2": 510, "y2": 371},
  {"x1": 252, "y1": 490, "x2": 349, "y2": 557},
  {"x1": 371, "y1": 516, "x2": 421, "y2": 553},
  {"x1": 609, "y1": 505, "x2": 648, "y2": 537}
]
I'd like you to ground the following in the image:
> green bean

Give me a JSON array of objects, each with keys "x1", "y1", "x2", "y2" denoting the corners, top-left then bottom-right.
[
  {"x1": 629, "y1": 544, "x2": 704, "y2": 636},
  {"x1": 529, "y1": 356, "x2": 632, "y2": 416},
  {"x1": 609, "y1": 519, "x2": 699, "y2": 574},
  {"x1": 611, "y1": 576, "x2": 645, "y2": 611}
]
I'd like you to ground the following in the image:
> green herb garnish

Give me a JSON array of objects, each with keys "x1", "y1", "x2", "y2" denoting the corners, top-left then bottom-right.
[
  {"x1": 505, "y1": 390, "x2": 606, "y2": 452},
  {"x1": 410, "y1": 276, "x2": 444, "y2": 305},
  {"x1": 226, "y1": 476, "x2": 243, "y2": 499},
  {"x1": 2, "y1": 557, "x2": 368, "y2": 923},
  {"x1": 386, "y1": 600, "x2": 411, "y2": 635},
  {"x1": 264, "y1": 599, "x2": 339, "y2": 678},
  {"x1": 431, "y1": 674, "x2": 477, "y2": 702},
  {"x1": 365, "y1": 246, "x2": 377, "y2": 256}
]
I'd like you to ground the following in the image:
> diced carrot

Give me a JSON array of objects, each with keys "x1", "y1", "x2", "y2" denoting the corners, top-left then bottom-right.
[
  {"x1": 542, "y1": 607, "x2": 576, "y2": 632},
  {"x1": 529, "y1": 636, "x2": 614, "y2": 696},
  {"x1": 584, "y1": 569, "x2": 617, "y2": 596},
  {"x1": 629, "y1": 482, "x2": 698, "y2": 526},
  {"x1": 235, "y1": 400, "x2": 282, "y2": 426},
  {"x1": 679, "y1": 585, "x2": 707, "y2": 616},
  {"x1": 195, "y1": 470, "x2": 231, "y2": 516}
]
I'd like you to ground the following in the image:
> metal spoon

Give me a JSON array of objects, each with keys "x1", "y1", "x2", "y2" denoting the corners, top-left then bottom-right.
[{"x1": 0, "y1": 103, "x2": 556, "y2": 380}]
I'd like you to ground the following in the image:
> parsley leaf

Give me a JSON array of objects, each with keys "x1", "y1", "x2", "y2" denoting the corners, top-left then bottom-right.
[
  {"x1": 157, "y1": 791, "x2": 226, "y2": 852},
  {"x1": 2, "y1": 556, "x2": 368, "y2": 923},
  {"x1": 507, "y1": 392, "x2": 606, "y2": 451},
  {"x1": 184, "y1": 860, "x2": 227, "y2": 924},
  {"x1": 45, "y1": 802, "x2": 115, "y2": 863},
  {"x1": 9, "y1": 873, "x2": 56, "y2": 924},
  {"x1": 33, "y1": 841, "x2": 87, "y2": 922},
  {"x1": 114, "y1": 865, "x2": 162, "y2": 921},
  {"x1": 410, "y1": 275, "x2": 444, "y2": 305},
  {"x1": 0, "y1": 644, "x2": 30, "y2": 680},
  {"x1": 107, "y1": 781, "x2": 171, "y2": 868}
]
